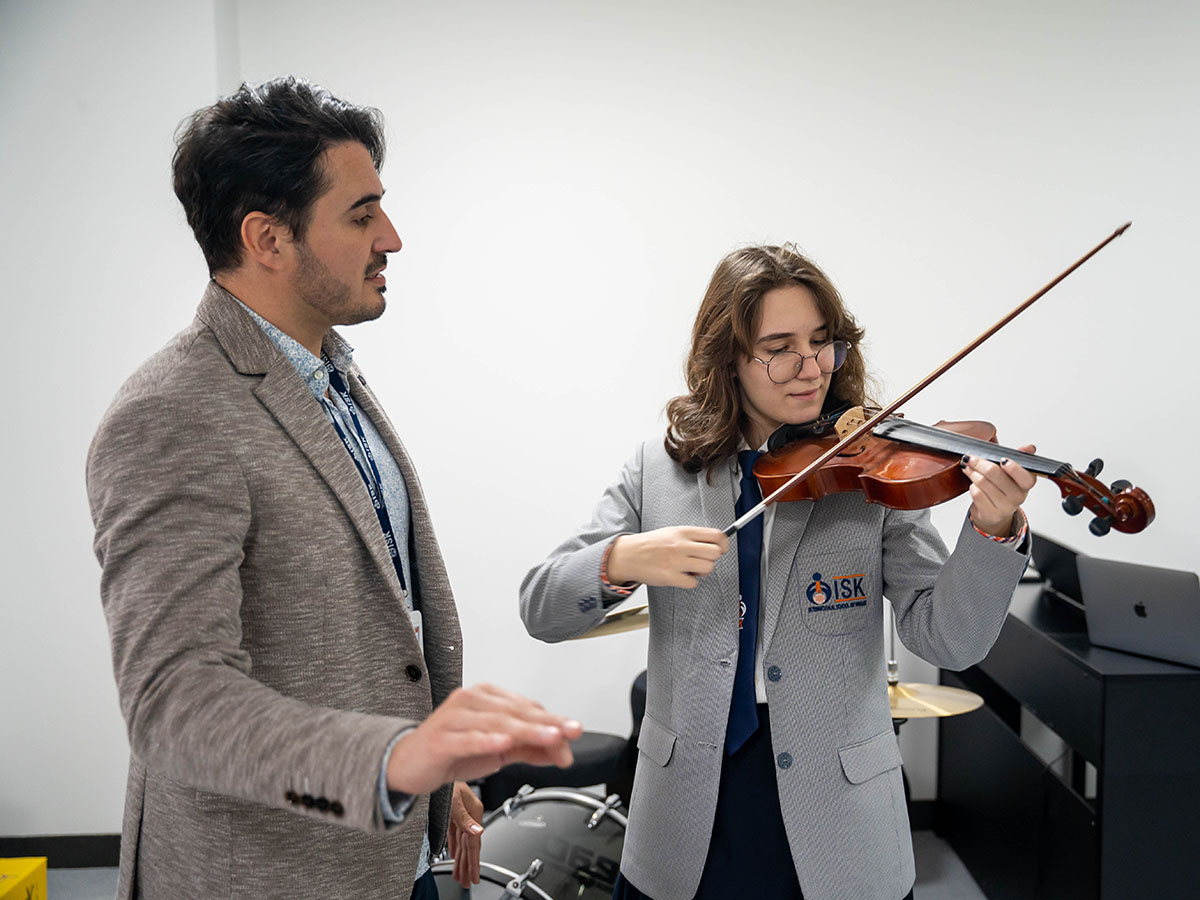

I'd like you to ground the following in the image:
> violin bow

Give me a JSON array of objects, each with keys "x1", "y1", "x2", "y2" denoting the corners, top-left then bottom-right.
[{"x1": 723, "y1": 222, "x2": 1132, "y2": 538}]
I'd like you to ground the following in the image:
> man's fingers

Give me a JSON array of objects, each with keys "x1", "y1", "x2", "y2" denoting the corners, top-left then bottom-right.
[
  {"x1": 443, "y1": 685, "x2": 583, "y2": 741},
  {"x1": 440, "y1": 711, "x2": 571, "y2": 748},
  {"x1": 462, "y1": 785, "x2": 484, "y2": 824},
  {"x1": 451, "y1": 783, "x2": 484, "y2": 835},
  {"x1": 452, "y1": 848, "x2": 467, "y2": 888},
  {"x1": 467, "y1": 832, "x2": 481, "y2": 885},
  {"x1": 469, "y1": 682, "x2": 544, "y2": 708}
]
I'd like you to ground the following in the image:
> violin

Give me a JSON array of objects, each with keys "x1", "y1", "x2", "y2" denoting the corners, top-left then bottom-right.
[
  {"x1": 755, "y1": 406, "x2": 1154, "y2": 536},
  {"x1": 724, "y1": 223, "x2": 1155, "y2": 540}
]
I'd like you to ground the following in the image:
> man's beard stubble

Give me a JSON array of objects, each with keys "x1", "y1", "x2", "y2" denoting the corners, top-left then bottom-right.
[{"x1": 293, "y1": 243, "x2": 388, "y2": 327}]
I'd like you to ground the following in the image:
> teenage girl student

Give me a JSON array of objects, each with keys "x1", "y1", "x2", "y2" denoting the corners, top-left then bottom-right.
[{"x1": 520, "y1": 244, "x2": 1035, "y2": 900}]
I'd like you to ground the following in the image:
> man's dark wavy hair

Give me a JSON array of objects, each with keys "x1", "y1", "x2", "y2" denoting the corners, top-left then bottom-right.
[{"x1": 172, "y1": 76, "x2": 386, "y2": 275}]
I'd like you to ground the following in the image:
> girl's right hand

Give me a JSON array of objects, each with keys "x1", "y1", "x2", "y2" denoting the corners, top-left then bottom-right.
[{"x1": 606, "y1": 527, "x2": 729, "y2": 589}]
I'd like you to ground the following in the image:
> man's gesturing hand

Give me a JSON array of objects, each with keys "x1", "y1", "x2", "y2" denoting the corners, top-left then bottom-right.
[{"x1": 385, "y1": 683, "x2": 583, "y2": 796}]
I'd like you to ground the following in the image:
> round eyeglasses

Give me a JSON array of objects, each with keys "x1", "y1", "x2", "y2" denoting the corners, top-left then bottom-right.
[{"x1": 752, "y1": 340, "x2": 849, "y2": 384}]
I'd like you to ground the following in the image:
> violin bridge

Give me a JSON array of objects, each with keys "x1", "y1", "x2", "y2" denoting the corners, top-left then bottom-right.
[{"x1": 834, "y1": 406, "x2": 868, "y2": 440}]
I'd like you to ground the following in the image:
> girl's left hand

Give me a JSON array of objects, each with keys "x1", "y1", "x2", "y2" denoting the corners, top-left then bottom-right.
[{"x1": 963, "y1": 444, "x2": 1038, "y2": 537}]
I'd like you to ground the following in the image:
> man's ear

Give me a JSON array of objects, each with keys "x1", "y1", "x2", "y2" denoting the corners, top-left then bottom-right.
[{"x1": 239, "y1": 211, "x2": 292, "y2": 271}]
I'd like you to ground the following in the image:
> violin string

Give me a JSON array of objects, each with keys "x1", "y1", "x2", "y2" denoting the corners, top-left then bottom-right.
[{"x1": 871, "y1": 419, "x2": 1068, "y2": 477}]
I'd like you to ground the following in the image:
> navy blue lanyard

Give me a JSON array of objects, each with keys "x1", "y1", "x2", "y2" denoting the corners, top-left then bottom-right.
[{"x1": 321, "y1": 354, "x2": 409, "y2": 599}]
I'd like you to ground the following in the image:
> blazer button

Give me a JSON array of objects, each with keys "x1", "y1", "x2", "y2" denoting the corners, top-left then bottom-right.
[
  {"x1": 777, "y1": 752, "x2": 793, "y2": 770},
  {"x1": 301, "y1": 793, "x2": 315, "y2": 807},
  {"x1": 330, "y1": 801, "x2": 345, "y2": 817},
  {"x1": 405, "y1": 664, "x2": 423, "y2": 681},
  {"x1": 316, "y1": 797, "x2": 330, "y2": 812},
  {"x1": 767, "y1": 665, "x2": 782, "y2": 682},
  {"x1": 285, "y1": 790, "x2": 300, "y2": 805}
]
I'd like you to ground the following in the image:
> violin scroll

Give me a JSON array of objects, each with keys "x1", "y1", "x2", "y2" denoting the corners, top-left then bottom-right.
[{"x1": 1054, "y1": 464, "x2": 1154, "y2": 535}]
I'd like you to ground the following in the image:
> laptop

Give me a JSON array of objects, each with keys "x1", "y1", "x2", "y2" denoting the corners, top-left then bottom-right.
[{"x1": 1077, "y1": 557, "x2": 1200, "y2": 668}]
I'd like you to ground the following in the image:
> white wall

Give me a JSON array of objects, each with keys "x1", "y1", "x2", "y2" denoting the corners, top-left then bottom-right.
[{"x1": 2, "y1": 0, "x2": 1197, "y2": 835}]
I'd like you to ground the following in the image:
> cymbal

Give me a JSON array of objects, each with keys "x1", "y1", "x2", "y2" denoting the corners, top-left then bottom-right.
[
  {"x1": 568, "y1": 603, "x2": 649, "y2": 640},
  {"x1": 889, "y1": 681, "x2": 984, "y2": 718}
]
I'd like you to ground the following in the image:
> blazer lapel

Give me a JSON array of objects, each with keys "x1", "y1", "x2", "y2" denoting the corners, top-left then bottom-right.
[
  {"x1": 761, "y1": 499, "x2": 814, "y2": 650},
  {"x1": 253, "y1": 365, "x2": 409, "y2": 605},
  {"x1": 697, "y1": 462, "x2": 739, "y2": 616},
  {"x1": 195, "y1": 284, "x2": 409, "y2": 613}
]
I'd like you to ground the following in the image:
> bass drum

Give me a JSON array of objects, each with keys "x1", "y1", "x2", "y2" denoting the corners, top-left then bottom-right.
[
  {"x1": 468, "y1": 785, "x2": 627, "y2": 900},
  {"x1": 430, "y1": 860, "x2": 554, "y2": 899}
]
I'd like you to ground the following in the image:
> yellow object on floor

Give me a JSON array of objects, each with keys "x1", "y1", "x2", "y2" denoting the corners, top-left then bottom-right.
[{"x1": 0, "y1": 858, "x2": 47, "y2": 899}]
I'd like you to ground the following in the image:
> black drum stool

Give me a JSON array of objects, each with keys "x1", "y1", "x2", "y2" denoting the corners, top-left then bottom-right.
[{"x1": 480, "y1": 731, "x2": 627, "y2": 811}]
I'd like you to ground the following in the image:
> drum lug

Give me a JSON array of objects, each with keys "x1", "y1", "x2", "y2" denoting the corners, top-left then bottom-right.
[
  {"x1": 502, "y1": 783, "x2": 535, "y2": 819},
  {"x1": 502, "y1": 858, "x2": 543, "y2": 899},
  {"x1": 587, "y1": 793, "x2": 622, "y2": 830}
]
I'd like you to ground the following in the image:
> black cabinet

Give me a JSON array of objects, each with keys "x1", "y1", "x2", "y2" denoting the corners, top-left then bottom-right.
[{"x1": 936, "y1": 584, "x2": 1200, "y2": 900}]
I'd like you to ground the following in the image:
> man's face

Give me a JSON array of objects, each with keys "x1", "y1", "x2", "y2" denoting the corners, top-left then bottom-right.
[{"x1": 287, "y1": 141, "x2": 402, "y2": 328}]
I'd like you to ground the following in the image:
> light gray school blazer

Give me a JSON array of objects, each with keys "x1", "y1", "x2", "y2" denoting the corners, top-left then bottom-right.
[
  {"x1": 87, "y1": 283, "x2": 462, "y2": 899},
  {"x1": 521, "y1": 439, "x2": 1028, "y2": 900}
]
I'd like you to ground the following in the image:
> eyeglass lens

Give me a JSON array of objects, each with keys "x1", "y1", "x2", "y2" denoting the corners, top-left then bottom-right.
[{"x1": 767, "y1": 341, "x2": 847, "y2": 383}]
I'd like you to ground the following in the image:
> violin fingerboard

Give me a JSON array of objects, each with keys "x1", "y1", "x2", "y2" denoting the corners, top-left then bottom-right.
[{"x1": 872, "y1": 419, "x2": 1069, "y2": 478}]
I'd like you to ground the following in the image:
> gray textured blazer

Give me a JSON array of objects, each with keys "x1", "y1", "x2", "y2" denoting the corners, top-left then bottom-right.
[
  {"x1": 87, "y1": 283, "x2": 463, "y2": 899},
  {"x1": 521, "y1": 439, "x2": 1028, "y2": 900}
]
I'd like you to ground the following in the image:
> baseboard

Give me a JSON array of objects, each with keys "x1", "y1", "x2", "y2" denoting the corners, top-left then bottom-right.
[
  {"x1": 909, "y1": 799, "x2": 935, "y2": 831},
  {"x1": 0, "y1": 804, "x2": 933, "y2": 869},
  {"x1": 0, "y1": 834, "x2": 120, "y2": 868}
]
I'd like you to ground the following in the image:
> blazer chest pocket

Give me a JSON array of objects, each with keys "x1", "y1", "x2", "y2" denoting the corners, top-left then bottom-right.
[
  {"x1": 797, "y1": 549, "x2": 877, "y2": 636},
  {"x1": 637, "y1": 714, "x2": 677, "y2": 767},
  {"x1": 838, "y1": 729, "x2": 903, "y2": 784}
]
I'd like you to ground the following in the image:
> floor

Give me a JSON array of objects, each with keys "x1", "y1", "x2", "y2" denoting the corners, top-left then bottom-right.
[{"x1": 45, "y1": 830, "x2": 986, "y2": 899}]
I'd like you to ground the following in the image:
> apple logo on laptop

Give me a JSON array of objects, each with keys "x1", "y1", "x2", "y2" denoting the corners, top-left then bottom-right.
[{"x1": 1134, "y1": 602, "x2": 1148, "y2": 618}]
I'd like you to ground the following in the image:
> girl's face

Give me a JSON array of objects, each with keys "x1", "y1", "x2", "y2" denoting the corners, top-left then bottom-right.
[{"x1": 734, "y1": 284, "x2": 833, "y2": 448}]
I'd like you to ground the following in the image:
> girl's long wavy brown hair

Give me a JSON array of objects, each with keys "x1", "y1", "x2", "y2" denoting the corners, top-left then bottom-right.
[{"x1": 665, "y1": 244, "x2": 874, "y2": 476}]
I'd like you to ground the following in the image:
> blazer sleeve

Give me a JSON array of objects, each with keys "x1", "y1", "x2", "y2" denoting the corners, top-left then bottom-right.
[
  {"x1": 519, "y1": 443, "x2": 646, "y2": 642},
  {"x1": 87, "y1": 391, "x2": 413, "y2": 833},
  {"x1": 883, "y1": 508, "x2": 1030, "y2": 671}
]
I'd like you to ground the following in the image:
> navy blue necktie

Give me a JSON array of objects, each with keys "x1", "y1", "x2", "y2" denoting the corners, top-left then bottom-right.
[{"x1": 726, "y1": 449, "x2": 763, "y2": 755}]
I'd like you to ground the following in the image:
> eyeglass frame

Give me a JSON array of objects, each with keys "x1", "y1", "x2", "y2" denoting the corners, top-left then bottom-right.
[{"x1": 751, "y1": 339, "x2": 850, "y2": 384}]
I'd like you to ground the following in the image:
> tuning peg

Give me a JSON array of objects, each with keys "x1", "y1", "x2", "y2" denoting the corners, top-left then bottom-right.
[
  {"x1": 1085, "y1": 458, "x2": 1104, "y2": 477},
  {"x1": 1089, "y1": 515, "x2": 1113, "y2": 536},
  {"x1": 1062, "y1": 495, "x2": 1085, "y2": 516},
  {"x1": 1110, "y1": 479, "x2": 1132, "y2": 493}
]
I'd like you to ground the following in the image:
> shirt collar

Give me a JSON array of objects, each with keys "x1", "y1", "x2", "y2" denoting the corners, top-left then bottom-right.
[
  {"x1": 233, "y1": 299, "x2": 355, "y2": 402},
  {"x1": 733, "y1": 435, "x2": 771, "y2": 465}
]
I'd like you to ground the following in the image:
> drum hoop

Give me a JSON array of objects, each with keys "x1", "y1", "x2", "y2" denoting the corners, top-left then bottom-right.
[
  {"x1": 488, "y1": 787, "x2": 629, "y2": 828},
  {"x1": 430, "y1": 860, "x2": 557, "y2": 900}
]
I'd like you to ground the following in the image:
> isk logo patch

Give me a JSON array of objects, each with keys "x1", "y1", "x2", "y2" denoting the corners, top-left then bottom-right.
[{"x1": 806, "y1": 571, "x2": 868, "y2": 612}]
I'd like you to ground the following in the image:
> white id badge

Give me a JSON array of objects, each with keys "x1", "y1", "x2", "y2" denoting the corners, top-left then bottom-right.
[{"x1": 409, "y1": 608, "x2": 423, "y2": 652}]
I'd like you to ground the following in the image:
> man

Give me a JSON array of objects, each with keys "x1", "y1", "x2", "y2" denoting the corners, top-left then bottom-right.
[{"x1": 87, "y1": 76, "x2": 580, "y2": 900}]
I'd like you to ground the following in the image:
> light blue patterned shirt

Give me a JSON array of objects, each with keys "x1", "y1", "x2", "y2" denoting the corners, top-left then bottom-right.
[{"x1": 237, "y1": 300, "x2": 430, "y2": 879}]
